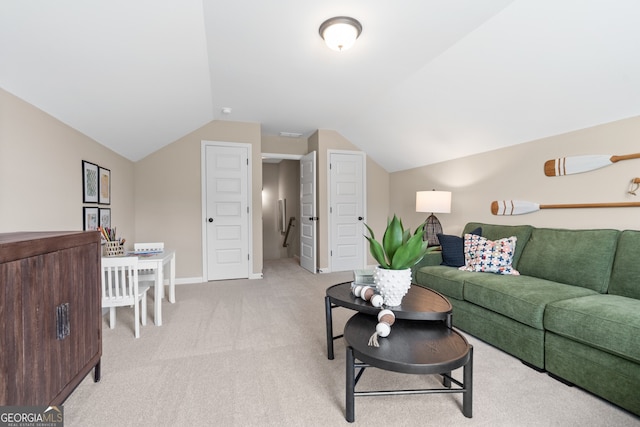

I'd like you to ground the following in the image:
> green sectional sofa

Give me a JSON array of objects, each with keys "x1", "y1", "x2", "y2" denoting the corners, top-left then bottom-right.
[{"x1": 412, "y1": 222, "x2": 640, "y2": 416}]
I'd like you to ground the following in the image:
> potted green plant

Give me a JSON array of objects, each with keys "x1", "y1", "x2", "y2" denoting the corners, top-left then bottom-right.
[{"x1": 364, "y1": 215, "x2": 433, "y2": 306}]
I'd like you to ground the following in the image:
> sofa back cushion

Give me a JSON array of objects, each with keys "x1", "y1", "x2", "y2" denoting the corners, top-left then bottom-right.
[
  {"x1": 463, "y1": 223, "x2": 533, "y2": 269},
  {"x1": 608, "y1": 230, "x2": 640, "y2": 299},
  {"x1": 516, "y1": 228, "x2": 619, "y2": 293}
]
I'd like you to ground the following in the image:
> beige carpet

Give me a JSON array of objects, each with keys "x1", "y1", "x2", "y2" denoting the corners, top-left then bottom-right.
[{"x1": 64, "y1": 258, "x2": 639, "y2": 426}]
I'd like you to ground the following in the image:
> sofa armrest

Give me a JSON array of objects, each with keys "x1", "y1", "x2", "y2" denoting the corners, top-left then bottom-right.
[{"x1": 411, "y1": 250, "x2": 443, "y2": 282}]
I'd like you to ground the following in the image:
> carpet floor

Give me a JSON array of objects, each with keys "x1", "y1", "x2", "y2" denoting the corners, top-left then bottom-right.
[{"x1": 64, "y1": 258, "x2": 640, "y2": 426}]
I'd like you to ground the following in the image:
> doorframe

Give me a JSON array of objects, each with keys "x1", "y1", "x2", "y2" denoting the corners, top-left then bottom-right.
[
  {"x1": 327, "y1": 149, "x2": 367, "y2": 273},
  {"x1": 299, "y1": 151, "x2": 317, "y2": 274},
  {"x1": 201, "y1": 140, "x2": 253, "y2": 281},
  {"x1": 261, "y1": 152, "x2": 303, "y2": 264},
  {"x1": 262, "y1": 153, "x2": 303, "y2": 162}
]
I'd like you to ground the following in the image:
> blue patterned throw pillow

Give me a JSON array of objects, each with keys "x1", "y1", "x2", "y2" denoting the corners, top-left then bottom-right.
[{"x1": 459, "y1": 234, "x2": 520, "y2": 275}]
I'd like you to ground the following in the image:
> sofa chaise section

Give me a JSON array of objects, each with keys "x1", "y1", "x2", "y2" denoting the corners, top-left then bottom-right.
[
  {"x1": 544, "y1": 230, "x2": 640, "y2": 415},
  {"x1": 412, "y1": 222, "x2": 639, "y2": 416}
]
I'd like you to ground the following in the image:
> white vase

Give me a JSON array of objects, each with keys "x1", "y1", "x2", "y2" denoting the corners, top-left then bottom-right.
[{"x1": 373, "y1": 266, "x2": 412, "y2": 307}]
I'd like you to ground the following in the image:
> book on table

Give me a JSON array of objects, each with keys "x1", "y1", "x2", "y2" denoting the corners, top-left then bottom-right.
[{"x1": 353, "y1": 269, "x2": 374, "y2": 286}]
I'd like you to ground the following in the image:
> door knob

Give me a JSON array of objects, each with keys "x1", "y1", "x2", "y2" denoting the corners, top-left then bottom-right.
[
  {"x1": 358, "y1": 216, "x2": 364, "y2": 221},
  {"x1": 208, "y1": 218, "x2": 213, "y2": 223}
]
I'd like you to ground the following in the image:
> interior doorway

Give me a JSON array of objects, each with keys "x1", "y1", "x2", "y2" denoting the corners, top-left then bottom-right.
[
  {"x1": 202, "y1": 141, "x2": 251, "y2": 281},
  {"x1": 329, "y1": 150, "x2": 366, "y2": 272},
  {"x1": 261, "y1": 154, "x2": 301, "y2": 262}
]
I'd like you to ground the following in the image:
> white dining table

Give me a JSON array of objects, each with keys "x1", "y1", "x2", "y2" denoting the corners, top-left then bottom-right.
[{"x1": 128, "y1": 249, "x2": 176, "y2": 326}]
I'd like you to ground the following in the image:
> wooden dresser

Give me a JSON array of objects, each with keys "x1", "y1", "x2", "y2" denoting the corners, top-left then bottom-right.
[{"x1": 0, "y1": 231, "x2": 102, "y2": 405}]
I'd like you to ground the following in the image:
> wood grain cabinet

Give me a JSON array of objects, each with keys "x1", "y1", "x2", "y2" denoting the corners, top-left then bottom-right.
[{"x1": 0, "y1": 231, "x2": 102, "y2": 405}]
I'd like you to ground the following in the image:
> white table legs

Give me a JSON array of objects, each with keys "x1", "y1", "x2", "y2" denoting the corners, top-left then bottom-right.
[
  {"x1": 155, "y1": 265, "x2": 164, "y2": 326},
  {"x1": 151, "y1": 252, "x2": 176, "y2": 326},
  {"x1": 168, "y1": 253, "x2": 175, "y2": 303}
]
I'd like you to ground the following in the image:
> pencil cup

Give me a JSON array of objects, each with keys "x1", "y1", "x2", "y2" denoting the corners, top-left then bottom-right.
[{"x1": 103, "y1": 241, "x2": 124, "y2": 257}]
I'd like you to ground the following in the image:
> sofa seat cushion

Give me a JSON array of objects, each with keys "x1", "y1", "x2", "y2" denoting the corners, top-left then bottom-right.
[
  {"x1": 463, "y1": 274, "x2": 598, "y2": 329},
  {"x1": 609, "y1": 230, "x2": 640, "y2": 299},
  {"x1": 415, "y1": 266, "x2": 473, "y2": 301},
  {"x1": 545, "y1": 294, "x2": 640, "y2": 363},
  {"x1": 516, "y1": 227, "x2": 619, "y2": 292}
]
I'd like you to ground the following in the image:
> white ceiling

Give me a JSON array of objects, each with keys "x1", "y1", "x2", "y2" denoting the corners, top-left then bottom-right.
[{"x1": 2, "y1": 1, "x2": 640, "y2": 172}]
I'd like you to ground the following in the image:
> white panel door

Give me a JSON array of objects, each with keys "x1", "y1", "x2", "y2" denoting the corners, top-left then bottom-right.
[
  {"x1": 205, "y1": 144, "x2": 249, "y2": 280},
  {"x1": 300, "y1": 151, "x2": 317, "y2": 273},
  {"x1": 330, "y1": 151, "x2": 365, "y2": 272}
]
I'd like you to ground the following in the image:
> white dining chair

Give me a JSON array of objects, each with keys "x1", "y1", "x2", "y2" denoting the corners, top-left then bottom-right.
[
  {"x1": 101, "y1": 256, "x2": 150, "y2": 338},
  {"x1": 134, "y1": 242, "x2": 165, "y2": 298}
]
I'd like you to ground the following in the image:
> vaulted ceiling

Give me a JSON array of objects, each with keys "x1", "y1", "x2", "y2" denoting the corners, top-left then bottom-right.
[{"x1": 2, "y1": 1, "x2": 639, "y2": 172}]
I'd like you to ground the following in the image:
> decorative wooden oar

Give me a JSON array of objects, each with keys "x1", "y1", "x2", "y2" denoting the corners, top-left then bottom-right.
[
  {"x1": 491, "y1": 200, "x2": 640, "y2": 215},
  {"x1": 544, "y1": 153, "x2": 640, "y2": 176}
]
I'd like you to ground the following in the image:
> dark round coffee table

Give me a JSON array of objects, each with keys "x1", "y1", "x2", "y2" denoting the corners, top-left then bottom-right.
[
  {"x1": 325, "y1": 281, "x2": 452, "y2": 359},
  {"x1": 343, "y1": 313, "x2": 473, "y2": 422}
]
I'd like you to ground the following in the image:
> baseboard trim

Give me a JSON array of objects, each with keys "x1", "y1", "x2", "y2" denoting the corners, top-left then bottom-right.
[
  {"x1": 175, "y1": 277, "x2": 203, "y2": 285},
  {"x1": 172, "y1": 274, "x2": 263, "y2": 285}
]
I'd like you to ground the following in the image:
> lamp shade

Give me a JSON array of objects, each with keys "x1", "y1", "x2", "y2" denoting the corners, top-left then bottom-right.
[
  {"x1": 416, "y1": 191, "x2": 452, "y2": 214},
  {"x1": 319, "y1": 17, "x2": 362, "y2": 51}
]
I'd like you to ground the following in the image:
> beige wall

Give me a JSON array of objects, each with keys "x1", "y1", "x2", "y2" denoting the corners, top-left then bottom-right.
[
  {"x1": 365, "y1": 156, "x2": 390, "y2": 265},
  {"x1": 262, "y1": 162, "x2": 280, "y2": 260},
  {"x1": 134, "y1": 120, "x2": 262, "y2": 280},
  {"x1": 0, "y1": 89, "x2": 135, "y2": 237},
  {"x1": 261, "y1": 135, "x2": 308, "y2": 155},
  {"x1": 277, "y1": 159, "x2": 300, "y2": 258},
  {"x1": 9, "y1": 84, "x2": 638, "y2": 282},
  {"x1": 390, "y1": 116, "x2": 640, "y2": 236},
  {"x1": 262, "y1": 160, "x2": 299, "y2": 260}
]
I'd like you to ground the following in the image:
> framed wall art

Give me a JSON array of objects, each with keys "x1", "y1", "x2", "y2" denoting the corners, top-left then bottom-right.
[
  {"x1": 82, "y1": 161, "x2": 99, "y2": 203},
  {"x1": 83, "y1": 207, "x2": 99, "y2": 231},
  {"x1": 99, "y1": 208, "x2": 111, "y2": 229},
  {"x1": 99, "y1": 166, "x2": 111, "y2": 204}
]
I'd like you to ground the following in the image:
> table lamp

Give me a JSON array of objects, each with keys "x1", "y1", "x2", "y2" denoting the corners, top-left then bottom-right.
[{"x1": 416, "y1": 190, "x2": 452, "y2": 246}]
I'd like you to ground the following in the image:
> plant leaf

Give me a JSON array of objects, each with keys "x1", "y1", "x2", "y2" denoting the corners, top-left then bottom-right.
[
  {"x1": 402, "y1": 239, "x2": 431, "y2": 269},
  {"x1": 365, "y1": 236, "x2": 390, "y2": 268},
  {"x1": 402, "y1": 228, "x2": 411, "y2": 245},
  {"x1": 364, "y1": 223, "x2": 390, "y2": 268},
  {"x1": 364, "y1": 223, "x2": 376, "y2": 241},
  {"x1": 391, "y1": 231, "x2": 428, "y2": 269},
  {"x1": 365, "y1": 216, "x2": 431, "y2": 270},
  {"x1": 414, "y1": 221, "x2": 427, "y2": 239},
  {"x1": 382, "y1": 215, "x2": 404, "y2": 263}
]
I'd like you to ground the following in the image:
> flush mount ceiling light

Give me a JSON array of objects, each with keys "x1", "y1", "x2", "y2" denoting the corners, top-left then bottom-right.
[{"x1": 319, "y1": 16, "x2": 362, "y2": 51}]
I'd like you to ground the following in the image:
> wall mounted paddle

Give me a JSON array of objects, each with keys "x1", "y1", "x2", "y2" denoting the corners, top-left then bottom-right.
[
  {"x1": 628, "y1": 177, "x2": 640, "y2": 196},
  {"x1": 491, "y1": 200, "x2": 640, "y2": 215},
  {"x1": 544, "y1": 153, "x2": 640, "y2": 176}
]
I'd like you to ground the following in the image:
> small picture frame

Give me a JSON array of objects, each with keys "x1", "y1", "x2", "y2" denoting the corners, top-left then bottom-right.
[
  {"x1": 99, "y1": 208, "x2": 111, "y2": 229},
  {"x1": 99, "y1": 166, "x2": 111, "y2": 205},
  {"x1": 82, "y1": 161, "x2": 99, "y2": 203},
  {"x1": 83, "y1": 207, "x2": 99, "y2": 231}
]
